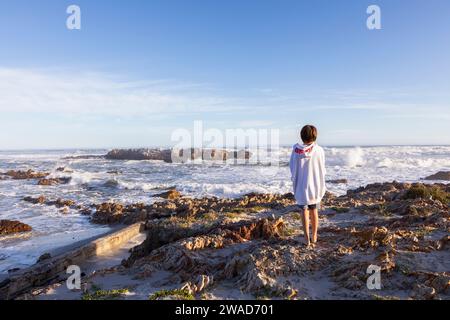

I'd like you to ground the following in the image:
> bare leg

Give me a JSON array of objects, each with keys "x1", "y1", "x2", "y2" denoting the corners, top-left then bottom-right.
[
  {"x1": 310, "y1": 208, "x2": 319, "y2": 243},
  {"x1": 301, "y1": 209, "x2": 310, "y2": 246}
]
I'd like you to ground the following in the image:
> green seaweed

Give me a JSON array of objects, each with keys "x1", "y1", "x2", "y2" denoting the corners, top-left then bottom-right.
[
  {"x1": 403, "y1": 184, "x2": 449, "y2": 204},
  {"x1": 148, "y1": 289, "x2": 195, "y2": 300},
  {"x1": 82, "y1": 288, "x2": 129, "y2": 300}
]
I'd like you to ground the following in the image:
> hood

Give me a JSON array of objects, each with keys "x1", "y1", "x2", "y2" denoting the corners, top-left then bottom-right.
[{"x1": 292, "y1": 142, "x2": 316, "y2": 159}]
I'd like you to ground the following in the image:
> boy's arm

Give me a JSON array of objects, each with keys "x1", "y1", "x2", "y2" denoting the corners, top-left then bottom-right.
[
  {"x1": 318, "y1": 148, "x2": 327, "y2": 200},
  {"x1": 289, "y1": 150, "x2": 296, "y2": 182},
  {"x1": 321, "y1": 148, "x2": 327, "y2": 176}
]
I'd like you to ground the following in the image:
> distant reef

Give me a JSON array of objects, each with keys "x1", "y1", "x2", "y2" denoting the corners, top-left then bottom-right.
[
  {"x1": 105, "y1": 148, "x2": 251, "y2": 163},
  {"x1": 424, "y1": 171, "x2": 450, "y2": 181}
]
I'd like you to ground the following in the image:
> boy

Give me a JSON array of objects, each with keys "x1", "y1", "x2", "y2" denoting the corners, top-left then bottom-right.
[{"x1": 289, "y1": 125, "x2": 326, "y2": 247}]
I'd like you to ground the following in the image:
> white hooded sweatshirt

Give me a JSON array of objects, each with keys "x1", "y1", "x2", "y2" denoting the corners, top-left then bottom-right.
[{"x1": 289, "y1": 142, "x2": 326, "y2": 206}]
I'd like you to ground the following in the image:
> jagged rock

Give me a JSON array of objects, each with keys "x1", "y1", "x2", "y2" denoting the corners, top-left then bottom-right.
[
  {"x1": 412, "y1": 284, "x2": 436, "y2": 299},
  {"x1": 2, "y1": 169, "x2": 48, "y2": 180},
  {"x1": 228, "y1": 218, "x2": 285, "y2": 241},
  {"x1": 428, "y1": 274, "x2": 450, "y2": 294},
  {"x1": 424, "y1": 171, "x2": 450, "y2": 181},
  {"x1": 336, "y1": 245, "x2": 353, "y2": 256},
  {"x1": 0, "y1": 220, "x2": 32, "y2": 235},
  {"x1": 36, "y1": 253, "x2": 51, "y2": 263},
  {"x1": 376, "y1": 251, "x2": 396, "y2": 272},
  {"x1": 21, "y1": 181, "x2": 450, "y2": 300},
  {"x1": 91, "y1": 202, "x2": 149, "y2": 224},
  {"x1": 180, "y1": 275, "x2": 213, "y2": 294},
  {"x1": 105, "y1": 148, "x2": 252, "y2": 163},
  {"x1": 103, "y1": 179, "x2": 119, "y2": 188},
  {"x1": 23, "y1": 195, "x2": 46, "y2": 204},
  {"x1": 327, "y1": 179, "x2": 348, "y2": 184},
  {"x1": 154, "y1": 189, "x2": 182, "y2": 200},
  {"x1": 107, "y1": 170, "x2": 122, "y2": 174},
  {"x1": 37, "y1": 177, "x2": 71, "y2": 186},
  {"x1": 434, "y1": 235, "x2": 449, "y2": 251},
  {"x1": 352, "y1": 226, "x2": 395, "y2": 248},
  {"x1": 91, "y1": 203, "x2": 125, "y2": 224},
  {"x1": 105, "y1": 149, "x2": 172, "y2": 162}
]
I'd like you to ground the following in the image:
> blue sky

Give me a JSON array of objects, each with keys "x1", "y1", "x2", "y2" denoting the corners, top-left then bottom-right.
[{"x1": 0, "y1": 0, "x2": 449, "y2": 148}]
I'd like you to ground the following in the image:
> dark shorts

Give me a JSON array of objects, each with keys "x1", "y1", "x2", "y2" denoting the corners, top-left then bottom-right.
[{"x1": 298, "y1": 203, "x2": 320, "y2": 210}]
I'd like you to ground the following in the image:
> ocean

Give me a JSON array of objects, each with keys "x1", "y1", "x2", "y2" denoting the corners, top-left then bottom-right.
[{"x1": 0, "y1": 145, "x2": 449, "y2": 273}]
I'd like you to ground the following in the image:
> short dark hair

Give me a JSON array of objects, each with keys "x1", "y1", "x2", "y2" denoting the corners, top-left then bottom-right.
[{"x1": 300, "y1": 125, "x2": 318, "y2": 143}]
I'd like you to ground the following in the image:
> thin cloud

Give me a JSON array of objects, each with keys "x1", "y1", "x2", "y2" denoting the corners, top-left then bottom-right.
[{"x1": 0, "y1": 68, "x2": 235, "y2": 117}]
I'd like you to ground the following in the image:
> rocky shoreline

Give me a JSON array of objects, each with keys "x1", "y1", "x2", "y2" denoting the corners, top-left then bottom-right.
[{"x1": 8, "y1": 179, "x2": 448, "y2": 300}]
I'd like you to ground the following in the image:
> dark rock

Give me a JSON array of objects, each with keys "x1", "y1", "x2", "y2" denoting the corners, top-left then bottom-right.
[
  {"x1": 2, "y1": 169, "x2": 48, "y2": 180},
  {"x1": 154, "y1": 189, "x2": 182, "y2": 200},
  {"x1": 327, "y1": 179, "x2": 348, "y2": 184},
  {"x1": 36, "y1": 253, "x2": 51, "y2": 263},
  {"x1": 105, "y1": 149, "x2": 172, "y2": 162},
  {"x1": 105, "y1": 148, "x2": 252, "y2": 163},
  {"x1": 37, "y1": 177, "x2": 71, "y2": 186},
  {"x1": 91, "y1": 203, "x2": 125, "y2": 224},
  {"x1": 7, "y1": 268, "x2": 21, "y2": 274},
  {"x1": 80, "y1": 208, "x2": 93, "y2": 215},
  {"x1": 0, "y1": 220, "x2": 32, "y2": 235},
  {"x1": 424, "y1": 171, "x2": 450, "y2": 181},
  {"x1": 103, "y1": 179, "x2": 119, "y2": 188},
  {"x1": 107, "y1": 170, "x2": 122, "y2": 174},
  {"x1": 23, "y1": 195, "x2": 46, "y2": 204}
]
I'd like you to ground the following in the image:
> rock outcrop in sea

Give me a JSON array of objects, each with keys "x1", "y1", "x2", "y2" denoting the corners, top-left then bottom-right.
[
  {"x1": 105, "y1": 148, "x2": 251, "y2": 163},
  {"x1": 1, "y1": 170, "x2": 48, "y2": 180},
  {"x1": 424, "y1": 171, "x2": 450, "y2": 181},
  {"x1": 0, "y1": 220, "x2": 32, "y2": 235}
]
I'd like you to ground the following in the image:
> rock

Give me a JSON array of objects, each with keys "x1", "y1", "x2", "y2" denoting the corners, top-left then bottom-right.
[
  {"x1": 0, "y1": 220, "x2": 32, "y2": 235},
  {"x1": 336, "y1": 245, "x2": 353, "y2": 256},
  {"x1": 412, "y1": 284, "x2": 436, "y2": 299},
  {"x1": 37, "y1": 177, "x2": 71, "y2": 186},
  {"x1": 180, "y1": 275, "x2": 213, "y2": 294},
  {"x1": 352, "y1": 226, "x2": 395, "y2": 248},
  {"x1": 91, "y1": 203, "x2": 124, "y2": 224},
  {"x1": 90, "y1": 202, "x2": 148, "y2": 224},
  {"x1": 7, "y1": 268, "x2": 21, "y2": 274},
  {"x1": 429, "y1": 274, "x2": 450, "y2": 294},
  {"x1": 54, "y1": 199, "x2": 75, "y2": 207},
  {"x1": 24, "y1": 181, "x2": 450, "y2": 300},
  {"x1": 327, "y1": 179, "x2": 348, "y2": 184},
  {"x1": 3, "y1": 169, "x2": 48, "y2": 180},
  {"x1": 424, "y1": 171, "x2": 450, "y2": 181},
  {"x1": 80, "y1": 208, "x2": 92, "y2": 215},
  {"x1": 105, "y1": 148, "x2": 252, "y2": 163},
  {"x1": 36, "y1": 253, "x2": 52, "y2": 263},
  {"x1": 107, "y1": 170, "x2": 122, "y2": 174},
  {"x1": 154, "y1": 189, "x2": 182, "y2": 200},
  {"x1": 23, "y1": 195, "x2": 46, "y2": 204},
  {"x1": 103, "y1": 179, "x2": 119, "y2": 188},
  {"x1": 105, "y1": 149, "x2": 172, "y2": 162}
]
